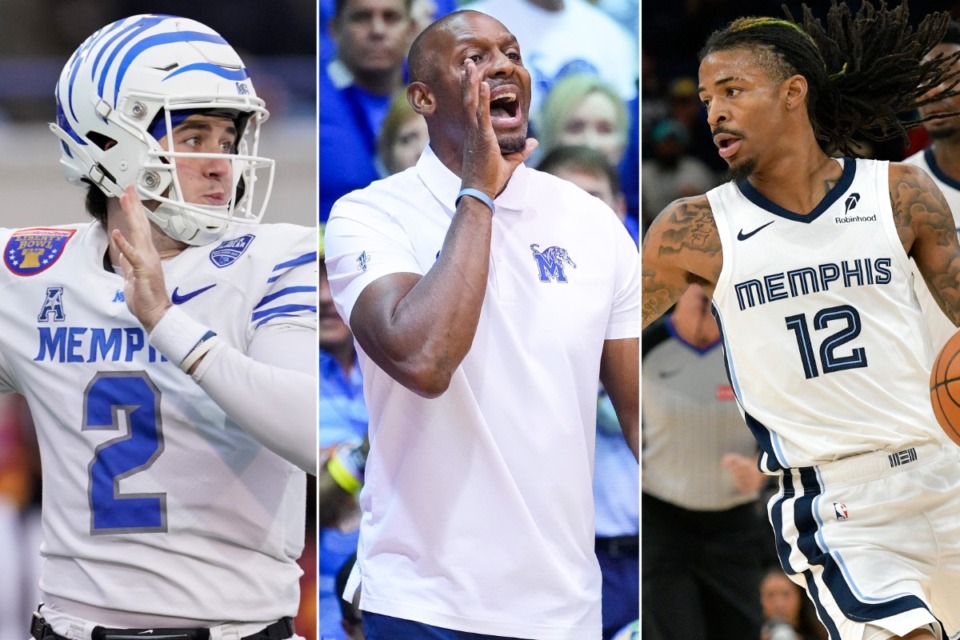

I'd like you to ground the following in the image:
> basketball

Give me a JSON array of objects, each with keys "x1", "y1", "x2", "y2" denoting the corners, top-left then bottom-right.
[{"x1": 930, "y1": 330, "x2": 960, "y2": 446}]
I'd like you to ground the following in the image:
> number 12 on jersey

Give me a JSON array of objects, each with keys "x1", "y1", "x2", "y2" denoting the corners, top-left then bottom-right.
[{"x1": 785, "y1": 304, "x2": 868, "y2": 379}]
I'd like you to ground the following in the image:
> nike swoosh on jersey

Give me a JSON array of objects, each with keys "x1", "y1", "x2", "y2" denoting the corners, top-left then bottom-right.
[
  {"x1": 737, "y1": 220, "x2": 775, "y2": 241},
  {"x1": 171, "y1": 284, "x2": 216, "y2": 304}
]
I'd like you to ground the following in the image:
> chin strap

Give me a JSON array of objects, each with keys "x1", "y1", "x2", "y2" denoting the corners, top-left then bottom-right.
[{"x1": 147, "y1": 200, "x2": 229, "y2": 246}]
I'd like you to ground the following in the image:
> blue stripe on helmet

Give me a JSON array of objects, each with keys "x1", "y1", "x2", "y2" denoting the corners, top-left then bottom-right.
[
  {"x1": 66, "y1": 23, "x2": 119, "y2": 124},
  {"x1": 163, "y1": 63, "x2": 249, "y2": 82},
  {"x1": 112, "y1": 31, "x2": 229, "y2": 107},
  {"x1": 91, "y1": 17, "x2": 161, "y2": 91},
  {"x1": 56, "y1": 101, "x2": 86, "y2": 146},
  {"x1": 97, "y1": 19, "x2": 178, "y2": 106}
]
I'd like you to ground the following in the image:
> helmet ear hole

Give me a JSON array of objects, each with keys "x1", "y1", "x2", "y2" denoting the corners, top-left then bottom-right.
[{"x1": 87, "y1": 132, "x2": 116, "y2": 151}]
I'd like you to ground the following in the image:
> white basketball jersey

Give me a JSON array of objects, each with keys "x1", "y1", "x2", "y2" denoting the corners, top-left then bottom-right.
[
  {"x1": 709, "y1": 158, "x2": 941, "y2": 471},
  {"x1": 903, "y1": 147, "x2": 960, "y2": 357},
  {"x1": 0, "y1": 221, "x2": 315, "y2": 623}
]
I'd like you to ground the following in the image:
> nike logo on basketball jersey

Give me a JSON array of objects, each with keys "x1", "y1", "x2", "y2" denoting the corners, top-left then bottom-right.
[
  {"x1": 736, "y1": 220, "x2": 774, "y2": 241},
  {"x1": 171, "y1": 284, "x2": 216, "y2": 304}
]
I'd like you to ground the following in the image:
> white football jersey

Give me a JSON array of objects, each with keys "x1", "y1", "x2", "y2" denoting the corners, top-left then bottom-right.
[
  {"x1": 0, "y1": 221, "x2": 315, "y2": 623},
  {"x1": 709, "y1": 158, "x2": 941, "y2": 471},
  {"x1": 903, "y1": 147, "x2": 960, "y2": 357}
]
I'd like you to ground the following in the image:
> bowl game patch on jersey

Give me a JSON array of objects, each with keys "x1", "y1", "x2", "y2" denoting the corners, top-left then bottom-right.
[
  {"x1": 210, "y1": 233, "x2": 255, "y2": 268},
  {"x1": 4, "y1": 228, "x2": 76, "y2": 276}
]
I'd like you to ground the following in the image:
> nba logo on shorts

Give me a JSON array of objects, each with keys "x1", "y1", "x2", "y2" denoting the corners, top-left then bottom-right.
[{"x1": 833, "y1": 502, "x2": 849, "y2": 520}]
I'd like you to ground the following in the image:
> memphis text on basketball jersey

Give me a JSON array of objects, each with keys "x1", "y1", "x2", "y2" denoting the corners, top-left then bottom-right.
[{"x1": 734, "y1": 257, "x2": 892, "y2": 310}]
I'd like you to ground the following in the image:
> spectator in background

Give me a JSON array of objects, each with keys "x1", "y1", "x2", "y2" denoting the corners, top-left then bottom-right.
[
  {"x1": 537, "y1": 73, "x2": 631, "y2": 167},
  {"x1": 641, "y1": 118, "x2": 717, "y2": 234},
  {"x1": 642, "y1": 283, "x2": 769, "y2": 640},
  {"x1": 320, "y1": 0, "x2": 456, "y2": 62},
  {"x1": 665, "y1": 75, "x2": 727, "y2": 174},
  {"x1": 641, "y1": 50, "x2": 669, "y2": 141},
  {"x1": 538, "y1": 144, "x2": 638, "y2": 245},
  {"x1": 590, "y1": 0, "x2": 638, "y2": 40},
  {"x1": 319, "y1": 0, "x2": 416, "y2": 221},
  {"x1": 318, "y1": 224, "x2": 369, "y2": 640},
  {"x1": 410, "y1": 0, "x2": 458, "y2": 35},
  {"x1": 462, "y1": 0, "x2": 637, "y2": 115},
  {"x1": 760, "y1": 568, "x2": 828, "y2": 640},
  {"x1": 375, "y1": 91, "x2": 429, "y2": 176}
]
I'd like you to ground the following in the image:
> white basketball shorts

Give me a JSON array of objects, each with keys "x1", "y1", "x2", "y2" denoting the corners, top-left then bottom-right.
[{"x1": 767, "y1": 441, "x2": 960, "y2": 639}]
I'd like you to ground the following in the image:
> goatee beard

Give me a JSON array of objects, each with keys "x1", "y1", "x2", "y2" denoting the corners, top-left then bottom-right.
[
  {"x1": 726, "y1": 157, "x2": 757, "y2": 183},
  {"x1": 498, "y1": 134, "x2": 527, "y2": 154}
]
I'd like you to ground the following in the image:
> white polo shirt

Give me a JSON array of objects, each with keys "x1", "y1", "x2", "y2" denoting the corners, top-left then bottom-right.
[{"x1": 325, "y1": 145, "x2": 639, "y2": 639}]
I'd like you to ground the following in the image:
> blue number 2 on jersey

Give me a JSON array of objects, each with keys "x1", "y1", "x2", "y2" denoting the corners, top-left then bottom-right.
[{"x1": 83, "y1": 371, "x2": 167, "y2": 534}]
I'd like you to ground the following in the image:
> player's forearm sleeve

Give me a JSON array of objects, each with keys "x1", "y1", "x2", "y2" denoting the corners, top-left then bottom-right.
[
  {"x1": 150, "y1": 307, "x2": 317, "y2": 474},
  {"x1": 190, "y1": 338, "x2": 317, "y2": 474}
]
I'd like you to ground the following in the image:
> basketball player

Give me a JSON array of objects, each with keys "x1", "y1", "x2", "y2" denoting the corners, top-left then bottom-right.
[
  {"x1": 642, "y1": 3, "x2": 960, "y2": 639},
  {"x1": 15, "y1": 14, "x2": 316, "y2": 639},
  {"x1": 905, "y1": 20, "x2": 960, "y2": 356},
  {"x1": 325, "y1": 10, "x2": 639, "y2": 640}
]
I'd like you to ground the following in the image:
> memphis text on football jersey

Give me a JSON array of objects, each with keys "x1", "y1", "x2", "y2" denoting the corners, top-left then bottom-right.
[{"x1": 34, "y1": 326, "x2": 168, "y2": 364}]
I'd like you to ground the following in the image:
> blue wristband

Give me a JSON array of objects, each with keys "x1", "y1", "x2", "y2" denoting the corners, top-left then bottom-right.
[{"x1": 456, "y1": 188, "x2": 495, "y2": 213}]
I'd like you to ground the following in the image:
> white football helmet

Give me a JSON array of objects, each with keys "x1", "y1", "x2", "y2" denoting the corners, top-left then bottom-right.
[{"x1": 50, "y1": 14, "x2": 275, "y2": 246}]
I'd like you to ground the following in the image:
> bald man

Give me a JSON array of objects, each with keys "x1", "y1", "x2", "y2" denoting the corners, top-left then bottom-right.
[{"x1": 324, "y1": 11, "x2": 639, "y2": 639}]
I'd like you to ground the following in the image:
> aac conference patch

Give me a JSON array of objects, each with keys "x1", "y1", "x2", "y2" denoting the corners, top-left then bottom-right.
[{"x1": 4, "y1": 228, "x2": 76, "y2": 276}]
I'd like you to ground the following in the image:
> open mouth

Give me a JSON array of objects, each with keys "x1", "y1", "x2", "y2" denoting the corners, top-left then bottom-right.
[
  {"x1": 489, "y1": 90, "x2": 520, "y2": 124},
  {"x1": 714, "y1": 133, "x2": 742, "y2": 159}
]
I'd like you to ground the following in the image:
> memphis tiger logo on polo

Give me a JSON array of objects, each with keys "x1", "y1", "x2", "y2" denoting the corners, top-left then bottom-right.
[{"x1": 530, "y1": 243, "x2": 576, "y2": 283}]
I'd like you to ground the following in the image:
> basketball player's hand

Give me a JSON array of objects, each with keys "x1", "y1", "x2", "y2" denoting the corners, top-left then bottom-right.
[
  {"x1": 721, "y1": 452, "x2": 766, "y2": 495},
  {"x1": 458, "y1": 58, "x2": 537, "y2": 201},
  {"x1": 111, "y1": 185, "x2": 172, "y2": 332}
]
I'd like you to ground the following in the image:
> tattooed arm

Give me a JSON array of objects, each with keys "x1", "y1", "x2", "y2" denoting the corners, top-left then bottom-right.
[
  {"x1": 890, "y1": 162, "x2": 960, "y2": 326},
  {"x1": 641, "y1": 195, "x2": 724, "y2": 329}
]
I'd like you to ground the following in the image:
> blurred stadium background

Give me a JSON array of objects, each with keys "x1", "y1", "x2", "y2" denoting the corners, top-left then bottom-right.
[{"x1": 0, "y1": 0, "x2": 316, "y2": 227}]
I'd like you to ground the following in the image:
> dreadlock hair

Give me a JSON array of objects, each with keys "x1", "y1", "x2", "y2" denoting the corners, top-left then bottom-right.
[{"x1": 699, "y1": 1, "x2": 960, "y2": 156}]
